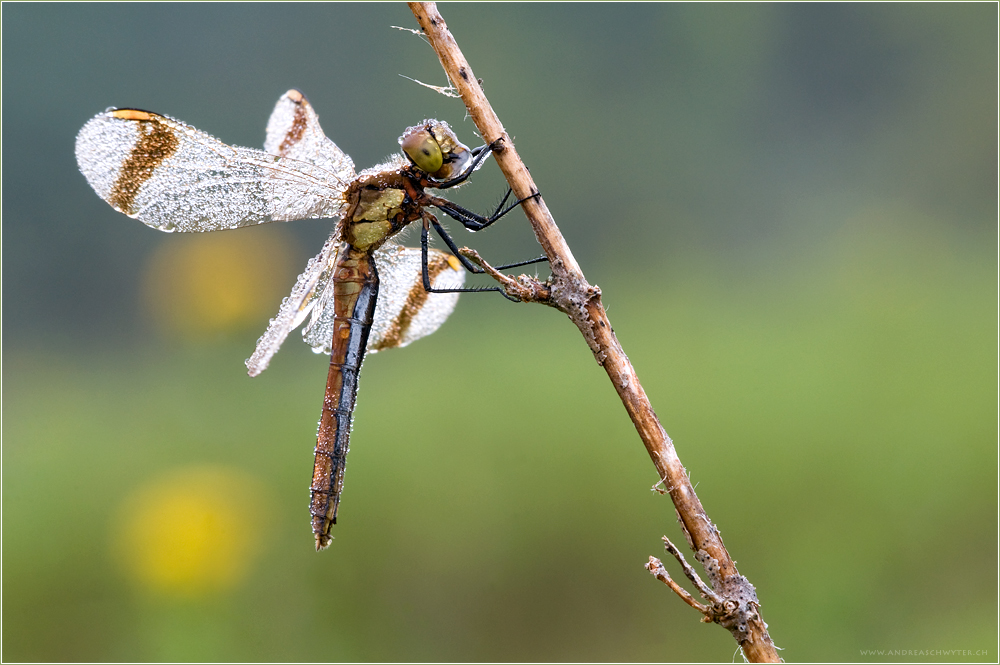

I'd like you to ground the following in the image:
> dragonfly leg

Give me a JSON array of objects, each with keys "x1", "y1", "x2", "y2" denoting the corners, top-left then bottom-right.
[
  {"x1": 492, "y1": 253, "x2": 550, "y2": 271},
  {"x1": 420, "y1": 215, "x2": 543, "y2": 303},
  {"x1": 424, "y1": 215, "x2": 483, "y2": 274},
  {"x1": 485, "y1": 186, "x2": 514, "y2": 220},
  {"x1": 429, "y1": 214, "x2": 548, "y2": 272},
  {"x1": 426, "y1": 190, "x2": 540, "y2": 232},
  {"x1": 420, "y1": 215, "x2": 520, "y2": 301}
]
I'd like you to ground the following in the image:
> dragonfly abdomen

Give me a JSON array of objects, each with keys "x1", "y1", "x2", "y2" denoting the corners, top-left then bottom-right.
[{"x1": 311, "y1": 248, "x2": 379, "y2": 550}]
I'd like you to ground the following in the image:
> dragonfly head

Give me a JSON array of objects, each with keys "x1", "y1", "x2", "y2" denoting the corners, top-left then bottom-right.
[{"x1": 399, "y1": 120, "x2": 475, "y2": 186}]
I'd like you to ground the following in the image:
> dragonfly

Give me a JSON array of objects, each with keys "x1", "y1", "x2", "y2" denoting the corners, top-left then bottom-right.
[{"x1": 75, "y1": 89, "x2": 542, "y2": 550}]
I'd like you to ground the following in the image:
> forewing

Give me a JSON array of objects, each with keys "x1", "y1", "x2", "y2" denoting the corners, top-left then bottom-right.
[
  {"x1": 75, "y1": 109, "x2": 348, "y2": 232},
  {"x1": 301, "y1": 245, "x2": 465, "y2": 355},
  {"x1": 245, "y1": 233, "x2": 342, "y2": 376},
  {"x1": 264, "y1": 90, "x2": 355, "y2": 186}
]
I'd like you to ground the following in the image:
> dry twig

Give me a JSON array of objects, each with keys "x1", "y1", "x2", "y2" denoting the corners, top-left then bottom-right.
[{"x1": 408, "y1": 3, "x2": 780, "y2": 661}]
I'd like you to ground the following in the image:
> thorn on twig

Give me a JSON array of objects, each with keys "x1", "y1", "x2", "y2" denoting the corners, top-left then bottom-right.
[
  {"x1": 391, "y1": 24, "x2": 431, "y2": 48},
  {"x1": 397, "y1": 74, "x2": 461, "y2": 98},
  {"x1": 651, "y1": 477, "x2": 673, "y2": 494}
]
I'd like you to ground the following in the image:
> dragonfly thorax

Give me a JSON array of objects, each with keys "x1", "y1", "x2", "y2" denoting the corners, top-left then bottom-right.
[
  {"x1": 341, "y1": 172, "x2": 420, "y2": 252},
  {"x1": 342, "y1": 118, "x2": 483, "y2": 253}
]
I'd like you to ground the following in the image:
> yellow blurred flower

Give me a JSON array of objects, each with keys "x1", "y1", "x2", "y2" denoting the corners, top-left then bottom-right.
[
  {"x1": 113, "y1": 466, "x2": 267, "y2": 598},
  {"x1": 142, "y1": 226, "x2": 298, "y2": 340}
]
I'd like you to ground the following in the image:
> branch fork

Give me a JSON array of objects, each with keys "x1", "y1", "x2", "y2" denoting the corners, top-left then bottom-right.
[
  {"x1": 458, "y1": 247, "x2": 552, "y2": 304},
  {"x1": 646, "y1": 537, "x2": 763, "y2": 644}
]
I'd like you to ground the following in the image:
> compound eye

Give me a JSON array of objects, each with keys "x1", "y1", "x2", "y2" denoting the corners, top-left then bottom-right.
[{"x1": 401, "y1": 129, "x2": 444, "y2": 174}]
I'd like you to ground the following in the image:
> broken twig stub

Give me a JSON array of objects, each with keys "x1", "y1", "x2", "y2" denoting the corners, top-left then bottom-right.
[{"x1": 647, "y1": 538, "x2": 764, "y2": 645}]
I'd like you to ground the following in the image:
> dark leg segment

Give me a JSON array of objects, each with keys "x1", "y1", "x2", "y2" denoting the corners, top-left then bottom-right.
[{"x1": 426, "y1": 191, "x2": 540, "y2": 232}]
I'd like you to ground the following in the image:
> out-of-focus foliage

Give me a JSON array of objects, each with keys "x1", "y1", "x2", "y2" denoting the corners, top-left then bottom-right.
[{"x1": 3, "y1": 3, "x2": 996, "y2": 662}]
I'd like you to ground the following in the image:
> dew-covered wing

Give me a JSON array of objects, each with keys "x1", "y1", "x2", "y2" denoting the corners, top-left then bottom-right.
[
  {"x1": 302, "y1": 246, "x2": 465, "y2": 355},
  {"x1": 75, "y1": 109, "x2": 348, "y2": 232},
  {"x1": 245, "y1": 233, "x2": 342, "y2": 377},
  {"x1": 264, "y1": 90, "x2": 355, "y2": 186}
]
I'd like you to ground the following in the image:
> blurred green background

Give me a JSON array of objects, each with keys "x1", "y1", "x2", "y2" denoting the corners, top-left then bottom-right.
[{"x1": 3, "y1": 3, "x2": 996, "y2": 662}]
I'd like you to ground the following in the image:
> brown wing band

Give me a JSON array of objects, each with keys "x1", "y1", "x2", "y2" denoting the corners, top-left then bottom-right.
[
  {"x1": 108, "y1": 112, "x2": 179, "y2": 215},
  {"x1": 369, "y1": 252, "x2": 454, "y2": 352}
]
